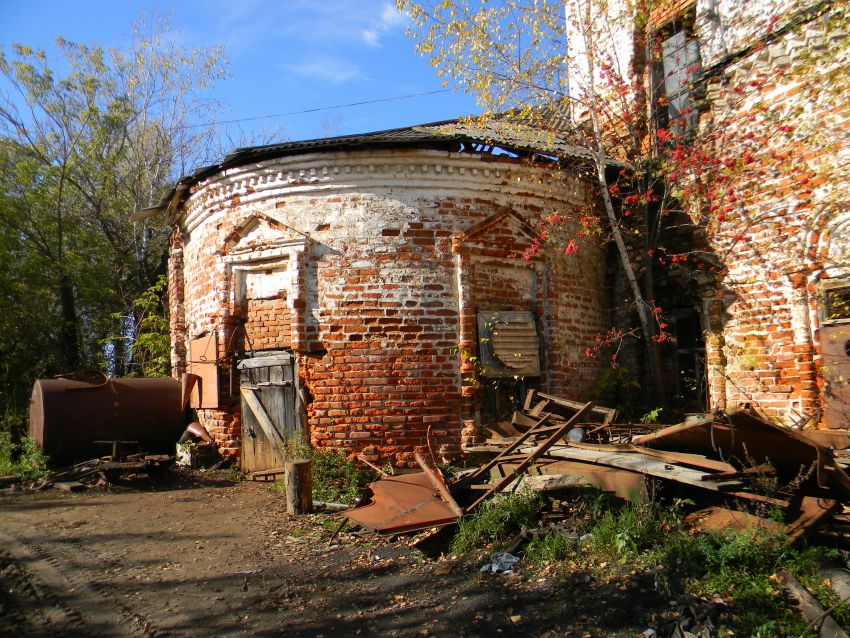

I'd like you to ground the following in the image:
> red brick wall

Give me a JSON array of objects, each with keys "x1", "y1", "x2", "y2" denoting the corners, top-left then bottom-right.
[
  {"x1": 170, "y1": 149, "x2": 607, "y2": 465},
  {"x1": 691, "y1": 3, "x2": 850, "y2": 426},
  {"x1": 243, "y1": 297, "x2": 291, "y2": 351}
]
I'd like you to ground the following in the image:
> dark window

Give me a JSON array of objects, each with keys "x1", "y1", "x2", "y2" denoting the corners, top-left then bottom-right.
[{"x1": 653, "y1": 23, "x2": 701, "y2": 136}]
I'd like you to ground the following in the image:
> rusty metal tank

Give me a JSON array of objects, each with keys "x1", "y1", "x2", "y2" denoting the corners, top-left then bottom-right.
[{"x1": 29, "y1": 371, "x2": 184, "y2": 465}]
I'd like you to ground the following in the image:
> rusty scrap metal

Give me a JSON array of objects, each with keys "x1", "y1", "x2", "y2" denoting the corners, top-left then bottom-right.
[
  {"x1": 343, "y1": 472, "x2": 460, "y2": 534},
  {"x1": 29, "y1": 375, "x2": 183, "y2": 465},
  {"x1": 634, "y1": 408, "x2": 850, "y2": 497}
]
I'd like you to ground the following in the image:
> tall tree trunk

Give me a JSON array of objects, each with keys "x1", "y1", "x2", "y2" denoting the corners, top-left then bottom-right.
[
  {"x1": 578, "y1": 0, "x2": 666, "y2": 408},
  {"x1": 58, "y1": 273, "x2": 80, "y2": 370}
]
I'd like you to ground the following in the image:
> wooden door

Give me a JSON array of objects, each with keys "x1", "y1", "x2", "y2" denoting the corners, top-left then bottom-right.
[{"x1": 238, "y1": 351, "x2": 299, "y2": 472}]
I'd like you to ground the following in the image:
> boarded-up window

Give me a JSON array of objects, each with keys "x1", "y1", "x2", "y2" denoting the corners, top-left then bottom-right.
[
  {"x1": 477, "y1": 311, "x2": 541, "y2": 378},
  {"x1": 652, "y1": 20, "x2": 701, "y2": 135}
]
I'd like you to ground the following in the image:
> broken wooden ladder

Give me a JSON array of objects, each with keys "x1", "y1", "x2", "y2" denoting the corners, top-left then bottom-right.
[{"x1": 460, "y1": 402, "x2": 595, "y2": 513}]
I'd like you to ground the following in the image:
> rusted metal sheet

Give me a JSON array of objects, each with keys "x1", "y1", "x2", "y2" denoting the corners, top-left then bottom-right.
[
  {"x1": 29, "y1": 374, "x2": 183, "y2": 465},
  {"x1": 634, "y1": 409, "x2": 850, "y2": 496},
  {"x1": 343, "y1": 472, "x2": 460, "y2": 534},
  {"x1": 522, "y1": 460, "x2": 647, "y2": 501},
  {"x1": 414, "y1": 452, "x2": 463, "y2": 518},
  {"x1": 802, "y1": 429, "x2": 850, "y2": 450},
  {"x1": 821, "y1": 320, "x2": 850, "y2": 430},
  {"x1": 189, "y1": 333, "x2": 220, "y2": 409}
]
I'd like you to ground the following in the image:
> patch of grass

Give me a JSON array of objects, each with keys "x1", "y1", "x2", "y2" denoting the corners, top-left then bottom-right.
[
  {"x1": 667, "y1": 527, "x2": 809, "y2": 636},
  {"x1": 532, "y1": 491, "x2": 840, "y2": 636},
  {"x1": 310, "y1": 448, "x2": 377, "y2": 504},
  {"x1": 524, "y1": 530, "x2": 575, "y2": 563},
  {"x1": 452, "y1": 490, "x2": 543, "y2": 554},
  {"x1": 224, "y1": 463, "x2": 242, "y2": 483},
  {"x1": 0, "y1": 430, "x2": 50, "y2": 481}
]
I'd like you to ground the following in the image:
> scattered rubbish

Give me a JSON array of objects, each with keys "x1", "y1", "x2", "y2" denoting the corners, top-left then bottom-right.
[
  {"x1": 480, "y1": 552, "x2": 520, "y2": 575},
  {"x1": 340, "y1": 390, "x2": 850, "y2": 549},
  {"x1": 1, "y1": 449, "x2": 174, "y2": 494}
]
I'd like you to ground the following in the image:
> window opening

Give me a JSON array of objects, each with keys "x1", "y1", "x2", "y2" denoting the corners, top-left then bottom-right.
[
  {"x1": 823, "y1": 283, "x2": 850, "y2": 323},
  {"x1": 652, "y1": 19, "x2": 701, "y2": 137}
]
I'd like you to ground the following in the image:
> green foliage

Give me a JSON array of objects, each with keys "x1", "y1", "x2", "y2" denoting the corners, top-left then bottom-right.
[
  {"x1": 587, "y1": 499, "x2": 677, "y2": 564},
  {"x1": 0, "y1": 15, "x2": 226, "y2": 411},
  {"x1": 452, "y1": 490, "x2": 543, "y2": 554},
  {"x1": 108, "y1": 275, "x2": 170, "y2": 377},
  {"x1": 640, "y1": 407, "x2": 663, "y2": 424},
  {"x1": 524, "y1": 530, "x2": 575, "y2": 563},
  {"x1": 309, "y1": 448, "x2": 377, "y2": 504},
  {"x1": 0, "y1": 430, "x2": 50, "y2": 481}
]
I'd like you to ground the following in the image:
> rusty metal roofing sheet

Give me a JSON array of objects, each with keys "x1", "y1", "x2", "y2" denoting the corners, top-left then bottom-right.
[{"x1": 343, "y1": 472, "x2": 459, "y2": 534}]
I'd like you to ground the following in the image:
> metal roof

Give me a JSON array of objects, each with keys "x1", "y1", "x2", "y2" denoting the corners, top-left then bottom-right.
[{"x1": 135, "y1": 116, "x2": 609, "y2": 221}]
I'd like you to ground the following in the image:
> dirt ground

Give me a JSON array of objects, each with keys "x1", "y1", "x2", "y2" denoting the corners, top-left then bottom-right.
[{"x1": 0, "y1": 470, "x2": 669, "y2": 637}]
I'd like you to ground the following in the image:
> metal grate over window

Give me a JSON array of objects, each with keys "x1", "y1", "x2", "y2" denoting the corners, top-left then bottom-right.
[
  {"x1": 477, "y1": 311, "x2": 541, "y2": 378},
  {"x1": 823, "y1": 283, "x2": 850, "y2": 323}
]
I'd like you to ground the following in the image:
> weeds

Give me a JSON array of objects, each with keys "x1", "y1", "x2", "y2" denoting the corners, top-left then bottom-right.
[
  {"x1": 309, "y1": 448, "x2": 376, "y2": 504},
  {"x1": 452, "y1": 490, "x2": 543, "y2": 554},
  {"x1": 449, "y1": 486, "x2": 847, "y2": 636},
  {"x1": 524, "y1": 530, "x2": 575, "y2": 563},
  {"x1": 0, "y1": 430, "x2": 49, "y2": 481}
]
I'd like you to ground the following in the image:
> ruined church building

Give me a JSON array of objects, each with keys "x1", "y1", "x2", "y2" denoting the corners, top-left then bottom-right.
[{"x1": 150, "y1": 0, "x2": 848, "y2": 471}]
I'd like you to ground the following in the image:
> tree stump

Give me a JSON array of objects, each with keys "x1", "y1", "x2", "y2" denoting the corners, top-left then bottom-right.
[{"x1": 284, "y1": 459, "x2": 312, "y2": 514}]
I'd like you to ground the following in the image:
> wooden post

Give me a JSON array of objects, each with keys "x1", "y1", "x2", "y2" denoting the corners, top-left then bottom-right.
[{"x1": 284, "y1": 459, "x2": 312, "y2": 514}]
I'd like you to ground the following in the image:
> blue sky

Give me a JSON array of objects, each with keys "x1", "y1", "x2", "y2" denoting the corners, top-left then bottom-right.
[{"x1": 0, "y1": 0, "x2": 479, "y2": 150}]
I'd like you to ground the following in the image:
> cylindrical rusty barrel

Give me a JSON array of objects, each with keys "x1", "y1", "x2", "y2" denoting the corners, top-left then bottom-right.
[{"x1": 29, "y1": 373, "x2": 184, "y2": 465}]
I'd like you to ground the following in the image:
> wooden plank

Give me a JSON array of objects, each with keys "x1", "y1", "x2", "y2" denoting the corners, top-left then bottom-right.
[
  {"x1": 415, "y1": 452, "x2": 463, "y2": 518},
  {"x1": 779, "y1": 569, "x2": 849, "y2": 638},
  {"x1": 570, "y1": 442, "x2": 735, "y2": 473},
  {"x1": 529, "y1": 400, "x2": 549, "y2": 417},
  {"x1": 247, "y1": 466, "x2": 288, "y2": 479},
  {"x1": 523, "y1": 389, "x2": 536, "y2": 412},
  {"x1": 463, "y1": 414, "x2": 552, "y2": 484},
  {"x1": 241, "y1": 387, "x2": 287, "y2": 451},
  {"x1": 543, "y1": 445, "x2": 744, "y2": 492},
  {"x1": 237, "y1": 352, "x2": 293, "y2": 369},
  {"x1": 536, "y1": 392, "x2": 617, "y2": 423}
]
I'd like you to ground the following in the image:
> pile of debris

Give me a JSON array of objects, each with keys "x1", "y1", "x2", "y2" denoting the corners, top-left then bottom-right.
[
  {"x1": 1, "y1": 440, "x2": 173, "y2": 494},
  {"x1": 344, "y1": 390, "x2": 850, "y2": 546}
]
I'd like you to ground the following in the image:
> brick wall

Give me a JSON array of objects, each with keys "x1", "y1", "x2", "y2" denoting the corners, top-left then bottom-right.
[
  {"x1": 169, "y1": 148, "x2": 607, "y2": 465},
  {"x1": 694, "y1": 0, "x2": 850, "y2": 426}
]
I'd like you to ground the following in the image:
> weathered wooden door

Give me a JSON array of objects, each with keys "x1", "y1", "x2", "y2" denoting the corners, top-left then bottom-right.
[{"x1": 238, "y1": 351, "x2": 299, "y2": 472}]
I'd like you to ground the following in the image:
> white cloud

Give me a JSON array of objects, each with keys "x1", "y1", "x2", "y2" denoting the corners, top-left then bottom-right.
[
  {"x1": 360, "y1": 2, "x2": 407, "y2": 47},
  {"x1": 361, "y1": 29, "x2": 380, "y2": 47},
  {"x1": 285, "y1": 56, "x2": 364, "y2": 84}
]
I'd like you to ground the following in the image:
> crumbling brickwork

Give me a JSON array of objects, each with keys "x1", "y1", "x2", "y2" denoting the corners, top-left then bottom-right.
[
  {"x1": 693, "y1": 0, "x2": 850, "y2": 426},
  {"x1": 168, "y1": 147, "x2": 607, "y2": 465}
]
